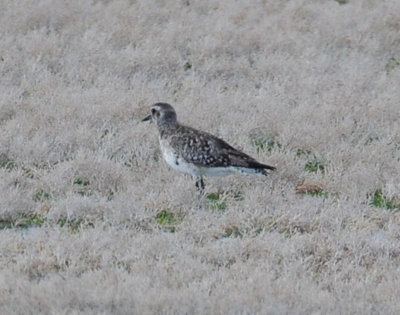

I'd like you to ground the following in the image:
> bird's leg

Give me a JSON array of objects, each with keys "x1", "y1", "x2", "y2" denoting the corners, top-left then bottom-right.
[{"x1": 195, "y1": 176, "x2": 205, "y2": 192}]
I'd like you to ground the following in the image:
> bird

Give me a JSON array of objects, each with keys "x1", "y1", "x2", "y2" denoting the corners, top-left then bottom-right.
[{"x1": 142, "y1": 103, "x2": 276, "y2": 191}]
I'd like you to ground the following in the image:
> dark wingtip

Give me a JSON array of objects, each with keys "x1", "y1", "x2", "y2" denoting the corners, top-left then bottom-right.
[
  {"x1": 248, "y1": 160, "x2": 276, "y2": 172},
  {"x1": 250, "y1": 162, "x2": 276, "y2": 176},
  {"x1": 264, "y1": 165, "x2": 276, "y2": 171}
]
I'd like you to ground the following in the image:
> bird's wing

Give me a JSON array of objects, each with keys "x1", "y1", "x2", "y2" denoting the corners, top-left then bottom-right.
[{"x1": 169, "y1": 125, "x2": 276, "y2": 170}]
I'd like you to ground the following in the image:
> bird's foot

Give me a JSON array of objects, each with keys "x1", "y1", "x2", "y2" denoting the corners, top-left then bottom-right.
[{"x1": 195, "y1": 176, "x2": 205, "y2": 193}]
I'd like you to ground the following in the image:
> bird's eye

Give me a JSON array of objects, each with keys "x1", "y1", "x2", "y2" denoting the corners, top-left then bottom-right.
[{"x1": 151, "y1": 108, "x2": 156, "y2": 115}]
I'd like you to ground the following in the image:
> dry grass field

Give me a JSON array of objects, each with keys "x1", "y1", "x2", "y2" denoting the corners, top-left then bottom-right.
[{"x1": 1, "y1": 0, "x2": 400, "y2": 313}]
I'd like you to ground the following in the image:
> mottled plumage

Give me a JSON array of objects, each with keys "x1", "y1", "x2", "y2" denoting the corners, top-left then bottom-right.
[{"x1": 142, "y1": 103, "x2": 276, "y2": 190}]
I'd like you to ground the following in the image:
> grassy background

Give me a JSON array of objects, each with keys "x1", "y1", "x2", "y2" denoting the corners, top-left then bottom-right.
[{"x1": 1, "y1": 0, "x2": 400, "y2": 313}]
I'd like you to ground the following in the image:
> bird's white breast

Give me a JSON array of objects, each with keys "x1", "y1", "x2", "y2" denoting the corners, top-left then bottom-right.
[{"x1": 160, "y1": 139, "x2": 201, "y2": 176}]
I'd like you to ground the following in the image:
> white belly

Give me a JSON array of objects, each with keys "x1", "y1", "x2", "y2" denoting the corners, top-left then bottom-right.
[
  {"x1": 161, "y1": 146, "x2": 201, "y2": 176},
  {"x1": 161, "y1": 149, "x2": 256, "y2": 178},
  {"x1": 160, "y1": 139, "x2": 259, "y2": 177},
  {"x1": 200, "y1": 166, "x2": 258, "y2": 177},
  {"x1": 199, "y1": 166, "x2": 236, "y2": 176}
]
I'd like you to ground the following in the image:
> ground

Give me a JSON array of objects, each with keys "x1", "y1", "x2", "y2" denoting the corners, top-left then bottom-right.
[{"x1": 1, "y1": 0, "x2": 400, "y2": 313}]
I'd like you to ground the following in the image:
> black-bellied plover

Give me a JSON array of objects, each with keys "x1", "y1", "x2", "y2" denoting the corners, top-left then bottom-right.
[{"x1": 142, "y1": 103, "x2": 276, "y2": 191}]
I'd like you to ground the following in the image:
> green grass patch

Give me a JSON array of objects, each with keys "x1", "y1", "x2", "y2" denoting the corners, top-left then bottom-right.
[
  {"x1": 222, "y1": 226, "x2": 243, "y2": 238},
  {"x1": 385, "y1": 57, "x2": 400, "y2": 74},
  {"x1": 370, "y1": 190, "x2": 400, "y2": 211},
  {"x1": 206, "y1": 190, "x2": 243, "y2": 211},
  {"x1": 307, "y1": 190, "x2": 328, "y2": 198},
  {"x1": 364, "y1": 134, "x2": 380, "y2": 146},
  {"x1": 232, "y1": 190, "x2": 244, "y2": 201},
  {"x1": 101, "y1": 129, "x2": 110, "y2": 138},
  {"x1": 0, "y1": 214, "x2": 46, "y2": 230},
  {"x1": 296, "y1": 149, "x2": 312, "y2": 157},
  {"x1": 73, "y1": 177, "x2": 90, "y2": 186},
  {"x1": 304, "y1": 160, "x2": 325, "y2": 173},
  {"x1": 57, "y1": 217, "x2": 84, "y2": 233},
  {"x1": 156, "y1": 210, "x2": 176, "y2": 225},
  {"x1": 106, "y1": 189, "x2": 115, "y2": 201},
  {"x1": 0, "y1": 214, "x2": 89, "y2": 232},
  {"x1": 0, "y1": 212, "x2": 94, "y2": 233},
  {"x1": 334, "y1": 0, "x2": 348, "y2": 4},
  {"x1": 156, "y1": 210, "x2": 180, "y2": 232},
  {"x1": 296, "y1": 149, "x2": 326, "y2": 173},
  {"x1": 22, "y1": 167, "x2": 35, "y2": 179},
  {"x1": 183, "y1": 61, "x2": 192, "y2": 70},
  {"x1": 0, "y1": 218, "x2": 14, "y2": 229},
  {"x1": 249, "y1": 129, "x2": 280, "y2": 154},
  {"x1": 33, "y1": 189, "x2": 51, "y2": 202},
  {"x1": 16, "y1": 214, "x2": 46, "y2": 228},
  {"x1": 251, "y1": 136, "x2": 280, "y2": 154},
  {"x1": 0, "y1": 153, "x2": 16, "y2": 170},
  {"x1": 73, "y1": 177, "x2": 91, "y2": 196},
  {"x1": 206, "y1": 192, "x2": 227, "y2": 211}
]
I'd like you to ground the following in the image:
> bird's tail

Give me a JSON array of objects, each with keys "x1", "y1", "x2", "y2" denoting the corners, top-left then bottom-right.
[{"x1": 248, "y1": 161, "x2": 276, "y2": 176}]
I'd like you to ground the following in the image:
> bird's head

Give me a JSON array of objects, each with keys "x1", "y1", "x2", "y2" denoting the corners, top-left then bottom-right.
[{"x1": 142, "y1": 103, "x2": 177, "y2": 126}]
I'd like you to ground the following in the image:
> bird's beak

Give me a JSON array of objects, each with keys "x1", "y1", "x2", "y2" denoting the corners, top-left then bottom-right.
[{"x1": 142, "y1": 115, "x2": 151, "y2": 122}]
